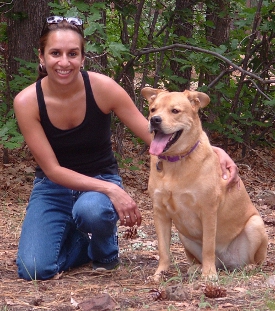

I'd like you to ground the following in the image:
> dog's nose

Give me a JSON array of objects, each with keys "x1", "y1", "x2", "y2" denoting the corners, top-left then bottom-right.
[{"x1": 150, "y1": 116, "x2": 162, "y2": 126}]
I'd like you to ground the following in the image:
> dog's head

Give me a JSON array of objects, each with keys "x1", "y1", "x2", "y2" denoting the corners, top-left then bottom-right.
[{"x1": 141, "y1": 87, "x2": 210, "y2": 156}]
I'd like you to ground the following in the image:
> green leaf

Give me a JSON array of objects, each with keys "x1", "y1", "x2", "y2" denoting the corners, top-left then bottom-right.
[{"x1": 106, "y1": 42, "x2": 130, "y2": 60}]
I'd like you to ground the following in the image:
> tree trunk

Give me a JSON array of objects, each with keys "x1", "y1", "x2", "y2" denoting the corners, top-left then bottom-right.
[
  {"x1": 202, "y1": 0, "x2": 231, "y2": 150},
  {"x1": 170, "y1": 0, "x2": 195, "y2": 91},
  {"x1": 6, "y1": 0, "x2": 50, "y2": 77},
  {"x1": 205, "y1": 0, "x2": 230, "y2": 47},
  {"x1": 204, "y1": 0, "x2": 231, "y2": 94},
  {"x1": 3, "y1": 0, "x2": 49, "y2": 163}
]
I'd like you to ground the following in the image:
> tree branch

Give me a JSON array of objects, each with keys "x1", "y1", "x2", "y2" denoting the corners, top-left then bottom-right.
[{"x1": 133, "y1": 44, "x2": 275, "y2": 85}]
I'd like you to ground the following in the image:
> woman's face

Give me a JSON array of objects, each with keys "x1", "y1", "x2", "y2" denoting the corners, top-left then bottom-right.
[{"x1": 39, "y1": 29, "x2": 84, "y2": 84}]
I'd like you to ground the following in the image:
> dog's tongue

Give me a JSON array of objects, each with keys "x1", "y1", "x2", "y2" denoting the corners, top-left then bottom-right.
[{"x1": 149, "y1": 132, "x2": 172, "y2": 155}]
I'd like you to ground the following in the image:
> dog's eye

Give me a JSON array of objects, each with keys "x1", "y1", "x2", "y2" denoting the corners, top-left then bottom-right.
[
  {"x1": 151, "y1": 108, "x2": 156, "y2": 113},
  {"x1": 172, "y1": 109, "x2": 180, "y2": 114}
]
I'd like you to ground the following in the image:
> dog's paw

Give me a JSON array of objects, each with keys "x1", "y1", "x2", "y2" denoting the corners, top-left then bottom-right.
[
  {"x1": 201, "y1": 273, "x2": 218, "y2": 281},
  {"x1": 147, "y1": 271, "x2": 167, "y2": 284},
  {"x1": 189, "y1": 264, "x2": 218, "y2": 281},
  {"x1": 147, "y1": 274, "x2": 162, "y2": 284},
  {"x1": 201, "y1": 270, "x2": 218, "y2": 281}
]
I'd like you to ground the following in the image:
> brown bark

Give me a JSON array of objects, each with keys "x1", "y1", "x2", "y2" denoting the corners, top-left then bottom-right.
[
  {"x1": 203, "y1": 0, "x2": 231, "y2": 94},
  {"x1": 6, "y1": 0, "x2": 50, "y2": 77},
  {"x1": 170, "y1": 0, "x2": 195, "y2": 90}
]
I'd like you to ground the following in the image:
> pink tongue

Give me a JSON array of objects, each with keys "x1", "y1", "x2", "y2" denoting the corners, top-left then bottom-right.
[{"x1": 149, "y1": 132, "x2": 173, "y2": 155}]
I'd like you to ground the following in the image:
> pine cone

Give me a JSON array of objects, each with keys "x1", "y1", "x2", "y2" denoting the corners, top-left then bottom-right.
[
  {"x1": 123, "y1": 226, "x2": 138, "y2": 239},
  {"x1": 204, "y1": 284, "x2": 227, "y2": 298},
  {"x1": 149, "y1": 288, "x2": 167, "y2": 301}
]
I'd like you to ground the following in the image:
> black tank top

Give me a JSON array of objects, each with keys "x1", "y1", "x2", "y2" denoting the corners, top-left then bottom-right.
[{"x1": 35, "y1": 70, "x2": 118, "y2": 177}]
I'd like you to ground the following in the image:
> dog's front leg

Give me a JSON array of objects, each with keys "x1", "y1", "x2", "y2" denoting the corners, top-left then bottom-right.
[
  {"x1": 201, "y1": 215, "x2": 218, "y2": 280},
  {"x1": 152, "y1": 210, "x2": 172, "y2": 283}
]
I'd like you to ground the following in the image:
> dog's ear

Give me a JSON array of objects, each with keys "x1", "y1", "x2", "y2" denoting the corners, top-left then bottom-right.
[
  {"x1": 141, "y1": 87, "x2": 165, "y2": 104},
  {"x1": 183, "y1": 90, "x2": 210, "y2": 109}
]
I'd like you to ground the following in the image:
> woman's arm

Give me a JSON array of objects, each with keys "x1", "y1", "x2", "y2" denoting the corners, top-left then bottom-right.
[{"x1": 90, "y1": 72, "x2": 152, "y2": 146}]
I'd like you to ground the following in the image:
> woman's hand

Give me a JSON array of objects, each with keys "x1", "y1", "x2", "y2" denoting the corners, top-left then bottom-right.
[
  {"x1": 212, "y1": 146, "x2": 240, "y2": 188},
  {"x1": 107, "y1": 184, "x2": 142, "y2": 227}
]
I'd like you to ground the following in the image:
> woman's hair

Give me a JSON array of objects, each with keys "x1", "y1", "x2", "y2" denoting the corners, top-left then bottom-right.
[{"x1": 37, "y1": 20, "x2": 85, "y2": 81}]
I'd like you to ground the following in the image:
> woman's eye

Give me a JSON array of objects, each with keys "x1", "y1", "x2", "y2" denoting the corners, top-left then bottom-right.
[{"x1": 51, "y1": 51, "x2": 59, "y2": 56}]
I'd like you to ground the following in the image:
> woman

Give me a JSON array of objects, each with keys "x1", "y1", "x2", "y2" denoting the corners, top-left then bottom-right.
[{"x1": 14, "y1": 16, "x2": 239, "y2": 280}]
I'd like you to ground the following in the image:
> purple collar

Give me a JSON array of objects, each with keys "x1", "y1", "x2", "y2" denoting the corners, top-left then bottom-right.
[{"x1": 158, "y1": 141, "x2": 200, "y2": 162}]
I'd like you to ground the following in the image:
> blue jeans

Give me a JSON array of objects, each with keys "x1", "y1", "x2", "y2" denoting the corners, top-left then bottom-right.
[{"x1": 16, "y1": 174, "x2": 121, "y2": 280}]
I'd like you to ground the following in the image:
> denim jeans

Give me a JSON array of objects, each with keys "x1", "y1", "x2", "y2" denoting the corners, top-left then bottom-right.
[{"x1": 16, "y1": 174, "x2": 121, "y2": 280}]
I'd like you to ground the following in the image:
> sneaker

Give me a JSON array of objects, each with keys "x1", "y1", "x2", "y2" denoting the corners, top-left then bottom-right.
[{"x1": 92, "y1": 258, "x2": 120, "y2": 272}]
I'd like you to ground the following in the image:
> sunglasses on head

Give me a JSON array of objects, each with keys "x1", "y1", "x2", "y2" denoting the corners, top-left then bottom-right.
[{"x1": 41, "y1": 16, "x2": 83, "y2": 37}]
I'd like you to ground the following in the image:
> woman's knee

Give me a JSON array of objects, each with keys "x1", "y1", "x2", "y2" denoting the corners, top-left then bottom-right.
[
  {"x1": 73, "y1": 192, "x2": 118, "y2": 234},
  {"x1": 17, "y1": 252, "x2": 58, "y2": 280}
]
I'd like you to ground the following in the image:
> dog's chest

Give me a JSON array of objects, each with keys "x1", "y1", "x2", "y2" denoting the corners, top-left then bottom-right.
[{"x1": 151, "y1": 187, "x2": 203, "y2": 238}]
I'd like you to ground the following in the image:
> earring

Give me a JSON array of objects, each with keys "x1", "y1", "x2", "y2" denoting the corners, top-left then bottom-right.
[{"x1": 39, "y1": 64, "x2": 44, "y2": 70}]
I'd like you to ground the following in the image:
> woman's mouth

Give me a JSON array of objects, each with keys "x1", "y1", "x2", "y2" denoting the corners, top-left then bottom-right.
[{"x1": 56, "y1": 70, "x2": 71, "y2": 75}]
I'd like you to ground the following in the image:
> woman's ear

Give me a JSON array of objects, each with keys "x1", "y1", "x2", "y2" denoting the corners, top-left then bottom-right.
[
  {"x1": 38, "y1": 49, "x2": 44, "y2": 65},
  {"x1": 81, "y1": 55, "x2": 85, "y2": 68}
]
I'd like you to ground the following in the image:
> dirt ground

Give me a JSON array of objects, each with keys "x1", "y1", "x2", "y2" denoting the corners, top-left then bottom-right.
[{"x1": 0, "y1": 140, "x2": 275, "y2": 311}]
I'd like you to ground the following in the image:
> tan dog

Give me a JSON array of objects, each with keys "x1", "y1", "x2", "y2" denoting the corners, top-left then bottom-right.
[{"x1": 141, "y1": 87, "x2": 268, "y2": 282}]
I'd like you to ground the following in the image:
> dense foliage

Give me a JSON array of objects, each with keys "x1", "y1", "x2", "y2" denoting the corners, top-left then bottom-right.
[{"x1": 0, "y1": 0, "x2": 274, "y2": 156}]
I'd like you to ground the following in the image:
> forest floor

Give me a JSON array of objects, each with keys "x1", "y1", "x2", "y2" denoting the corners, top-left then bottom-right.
[{"x1": 0, "y1": 138, "x2": 275, "y2": 311}]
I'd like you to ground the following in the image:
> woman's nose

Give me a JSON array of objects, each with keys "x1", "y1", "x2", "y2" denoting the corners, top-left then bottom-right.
[{"x1": 59, "y1": 54, "x2": 70, "y2": 66}]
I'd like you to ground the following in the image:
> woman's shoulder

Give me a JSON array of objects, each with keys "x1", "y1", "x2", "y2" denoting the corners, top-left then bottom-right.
[
  {"x1": 13, "y1": 82, "x2": 39, "y2": 120},
  {"x1": 14, "y1": 82, "x2": 37, "y2": 106},
  {"x1": 85, "y1": 71, "x2": 125, "y2": 113},
  {"x1": 86, "y1": 71, "x2": 118, "y2": 87}
]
